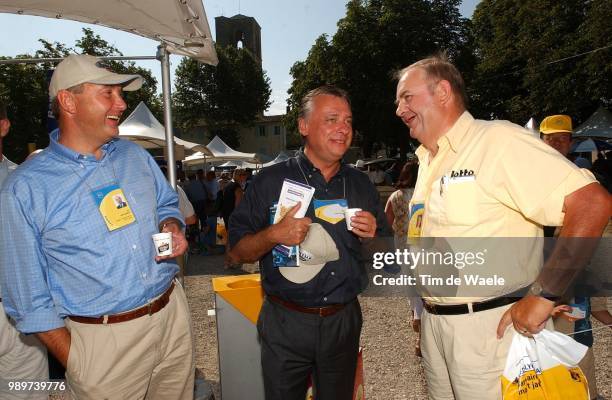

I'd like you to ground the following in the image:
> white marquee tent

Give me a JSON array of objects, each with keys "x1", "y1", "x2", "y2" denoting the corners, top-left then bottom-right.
[
  {"x1": 119, "y1": 101, "x2": 211, "y2": 157},
  {"x1": 0, "y1": 1, "x2": 218, "y2": 64},
  {"x1": 183, "y1": 135, "x2": 260, "y2": 166},
  {"x1": 574, "y1": 107, "x2": 612, "y2": 140}
]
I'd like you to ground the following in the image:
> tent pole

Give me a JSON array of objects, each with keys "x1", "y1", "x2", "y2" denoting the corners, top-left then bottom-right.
[{"x1": 157, "y1": 45, "x2": 177, "y2": 190}]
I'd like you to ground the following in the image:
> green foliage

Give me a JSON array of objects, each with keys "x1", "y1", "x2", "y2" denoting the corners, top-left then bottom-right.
[
  {"x1": 172, "y1": 44, "x2": 272, "y2": 148},
  {"x1": 286, "y1": 0, "x2": 474, "y2": 157},
  {"x1": 470, "y1": 0, "x2": 611, "y2": 124},
  {"x1": 0, "y1": 28, "x2": 159, "y2": 162}
]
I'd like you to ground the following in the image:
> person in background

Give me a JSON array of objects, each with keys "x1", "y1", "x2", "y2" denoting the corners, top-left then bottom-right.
[
  {"x1": 185, "y1": 168, "x2": 209, "y2": 252},
  {"x1": 540, "y1": 114, "x2": 611, "y2": 400},
  {"x1": 0, "y1": 100, "x2": 49, "y2": 400},
  {"x1": 203, "y1": 169, "x2": 220, "y2": 250},
  {"x1": 384, "y1": 160, "x2": 423, "y2": 356},
  {"x1": 221, "y1": 168, "x2": 248, "y2": 229}
]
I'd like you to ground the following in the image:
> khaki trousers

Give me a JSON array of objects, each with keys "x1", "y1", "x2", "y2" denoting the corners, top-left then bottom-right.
[
  {"x1": 0, "y1": 309, "x2": 49, "y2": 400},
  {"x1": 421, "y1": 304, "x2": 554, "y2": 400},
  {"x1": 65, "y1": 281, "x2": 195, "y2": 400}
]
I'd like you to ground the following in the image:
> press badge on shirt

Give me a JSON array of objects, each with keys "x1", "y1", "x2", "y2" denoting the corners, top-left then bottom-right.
[
  {"x1": 408, "y1": 202, "x2": 425, "y2": 239},
  {"x1": 313, "y1": 199, "x2": 347, "y2": 224},
  {"x1": 91, "y1": 184, "x2": 136, "y2": 231}
]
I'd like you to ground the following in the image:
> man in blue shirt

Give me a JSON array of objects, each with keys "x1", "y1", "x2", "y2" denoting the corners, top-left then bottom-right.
[
  {"x1": 0, "y1": 55, "x2": 193, "y2": 400},
  {"x1": 229, "y1": 86, "x2": 389, "y2": 400},
  {"x1": 0, "y1": 100, "x2": 49, "y2": 400}
]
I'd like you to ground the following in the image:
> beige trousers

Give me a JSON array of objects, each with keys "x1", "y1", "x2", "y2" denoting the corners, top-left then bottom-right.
[
  {"x1": 421, "y1": 304, "x2": 546, "y2": 400},
  {"x1": 65, "y1": 281, "x2": 195, "y2": 400},
  {"x1": 0, "y1": 308, "x2": 49, "y2": 400}
]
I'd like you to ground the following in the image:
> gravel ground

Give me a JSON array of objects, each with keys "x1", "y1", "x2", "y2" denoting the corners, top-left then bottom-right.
[{"x1": 185, "y1": 252, "x2": 611, "y2": 400}]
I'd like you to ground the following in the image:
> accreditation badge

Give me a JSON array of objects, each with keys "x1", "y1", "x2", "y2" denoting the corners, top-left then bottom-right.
[
  {"x1": 313, "y1": 199, "x2": 347, "y2": 224},
  {"x1": 91, "y1": 184, "x2": 136, "y2": 231},
  {"x1": 407, "y1": 202, "x2": 425, "y2": 241}
]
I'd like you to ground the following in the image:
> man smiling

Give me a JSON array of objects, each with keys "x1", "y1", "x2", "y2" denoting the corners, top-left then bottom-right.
[
  {"x1": 0, "y1": 55, "x2": 193, "y2": 399},
  {"x1": 395, "y1": 55, "x2": 609, "y2": 399},
  {"x1": 229, "y1": 86, "x2": 388, "y2": 400}
]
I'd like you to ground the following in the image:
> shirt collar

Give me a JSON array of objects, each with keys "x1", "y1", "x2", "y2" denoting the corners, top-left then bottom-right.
[
  {"x1": 415, "y1": 111, "x2": 474, "y2": 163},
  {"x1": 48, "y1": 129, "x2": 118, "y2": 162},
  {"x1": 296, "y1": 148, "x2": 350, "y2": 178}
]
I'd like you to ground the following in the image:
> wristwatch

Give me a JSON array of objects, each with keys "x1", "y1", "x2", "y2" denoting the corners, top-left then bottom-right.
[{"x1": 528, "y1": 282, "x2": 560, "y2": 303}]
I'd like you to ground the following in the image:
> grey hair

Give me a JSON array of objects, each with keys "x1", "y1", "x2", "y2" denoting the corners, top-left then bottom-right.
[
  {"x1": 298, "y1": 85, "x2": 351, "y2": 120},
  {"x1": 395, "y1": 53, "x2": 468, "y2": 109}
]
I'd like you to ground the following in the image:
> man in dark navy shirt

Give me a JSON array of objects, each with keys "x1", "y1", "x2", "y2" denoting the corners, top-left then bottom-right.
[{"x1": 229, "y1": 86, "x2": 389, "y2": 400}]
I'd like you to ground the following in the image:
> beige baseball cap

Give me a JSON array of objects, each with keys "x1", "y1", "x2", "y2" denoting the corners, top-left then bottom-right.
[
  {"x1": 49, "y1": 54, "x2": 143, "y2": 99},
  {"x1": 279, "y1": 223, "x2": 340, "y2": 284}
]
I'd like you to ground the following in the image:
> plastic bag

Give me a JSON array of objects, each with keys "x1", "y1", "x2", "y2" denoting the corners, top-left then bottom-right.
[
  {"x1": 216, "y1": 217, "x2": 227, "y2": 246},
  {"x1": 501, "y1": 329, "x2": 589, "y2": 399}
]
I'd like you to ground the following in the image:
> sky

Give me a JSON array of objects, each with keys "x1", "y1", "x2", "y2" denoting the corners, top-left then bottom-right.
[{"x1": 0, "y1": 0, "x2": 479, "y2": 116}]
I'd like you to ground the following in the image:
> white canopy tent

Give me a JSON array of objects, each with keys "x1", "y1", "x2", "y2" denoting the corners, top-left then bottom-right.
[
  {"x1": 523, "y1": 117, "x2": 539, "y2": 137},
  {"x1": 574, "y1": 107, "x2": 612, "y2": 140},
  {"x1": 262, "y1": 151, "x2": 293, "y2": 168},
  {"x1": 0, "y1": 0, "x2": 218, "y2": 187},
  {"x1": 183, "y1": 135, "x2": 260, "y2": 167},
  {"x1": 216, "y1": 160, "x2": 261, "y2": 169},
  {"x1": 119, "y1": 101, "x2": 211, "y2": 157},
  {"x1": 0, "y1": 1, "x2": 217, "y2": 63}
]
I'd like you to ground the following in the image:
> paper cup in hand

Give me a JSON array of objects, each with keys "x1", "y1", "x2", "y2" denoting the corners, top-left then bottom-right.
[
  {"x1": 344, "y1": 208, "x2": 362, "y2": 231},
  {"x1": 152, "y1": 232, "x2": 173, "y2": 256}
]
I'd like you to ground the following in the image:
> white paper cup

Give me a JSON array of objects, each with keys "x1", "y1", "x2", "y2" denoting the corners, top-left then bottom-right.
[
  {"x1": 152, "y1": 232, "x2": 173, "y2": 256},
  {"x1": 344, "y1": 208, "x2": 362, "y2": 231}
]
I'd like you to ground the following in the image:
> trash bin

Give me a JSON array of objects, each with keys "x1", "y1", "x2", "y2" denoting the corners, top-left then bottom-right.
[{"x1": 212, "y1": 274, "x2": 265, "y2": 400}]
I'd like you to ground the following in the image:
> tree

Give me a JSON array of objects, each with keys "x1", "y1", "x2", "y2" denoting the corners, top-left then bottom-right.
[
  {"x1": 470, "y1": 0, "x2": 611, "y2": 124},
  {"x1": 286, "y1": 0, "x2": 474, "y2": 157},
  {"x1": 0, "y1": 28, "x2": 160, "y2": 162},
  {"x1": 172, "y1": 44, "x2": 272, "y2": 148}
]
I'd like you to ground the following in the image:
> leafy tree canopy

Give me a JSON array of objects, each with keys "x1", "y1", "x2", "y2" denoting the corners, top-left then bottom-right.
[
  {"x1": 286, "y1": 0, "x2": 474, "y2": 157},
  {"x1": 172, "y1": 44, "x2": 271, "y2": 149},
  {"x1": 470, "y1": 0, "x2": 611, "y2": 124}
]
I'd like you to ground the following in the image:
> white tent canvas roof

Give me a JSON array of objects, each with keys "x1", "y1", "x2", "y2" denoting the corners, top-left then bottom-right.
[
  {"x1": 574, "y1": 107, "x2": 612, "y2": 140},
  {"x1": 0, "y1": 0, "x2": 218, "y2": 64},
  {"x1": 119, "y1": 102, "x2": 211, "y2": 156},
  {"x1": 183, "y1": 135, "x2": 259, "y2": 166},
  {"x1": 262, "y1": 151, "x2": 292, "y2": 167}
]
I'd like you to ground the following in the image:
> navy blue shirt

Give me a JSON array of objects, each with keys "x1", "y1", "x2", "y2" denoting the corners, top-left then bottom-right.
[{"x1": 229, "y1": 151, "x2": 389, "y2": 307}]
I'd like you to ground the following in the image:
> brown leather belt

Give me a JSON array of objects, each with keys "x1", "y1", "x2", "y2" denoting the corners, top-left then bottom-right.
[
  {"x1": 267, "y1": 294, "x2": 346, "y2": 317},
  {"x1": 69, "y1": 282, "x2": 175, "y2": 324}
]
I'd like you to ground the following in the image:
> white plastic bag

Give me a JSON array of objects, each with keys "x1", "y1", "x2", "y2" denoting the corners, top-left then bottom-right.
[{"x1": 501, "y1": 329, "x2": 589, "y2": 399}]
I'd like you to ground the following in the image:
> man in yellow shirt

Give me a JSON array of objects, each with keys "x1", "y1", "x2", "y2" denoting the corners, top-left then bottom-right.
[{"x1": 394, "y1": 55, "x2": 610, "y2": 399}]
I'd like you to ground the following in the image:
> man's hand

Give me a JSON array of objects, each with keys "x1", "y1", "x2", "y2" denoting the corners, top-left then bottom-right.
[
  {"x1": 269, "y1": 203, "x2": 312, "y2": 246},
  {"x1": 36, "y1": 327, "x2": 71, "y2": 368},
  {"x1": 348, "y1": 210, "x2": 377, "y2": 238},
  {"x1": 156, "y1": 219, "x2": 188, "y2": 262},
  {"x1": 497, "y1": 295, "x2": 555, "y2": 338}
]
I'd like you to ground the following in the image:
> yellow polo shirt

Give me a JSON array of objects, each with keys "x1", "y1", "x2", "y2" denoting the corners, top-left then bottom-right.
[{"x1": 410, "y1": 112, "x2": 595, "y2": 304}]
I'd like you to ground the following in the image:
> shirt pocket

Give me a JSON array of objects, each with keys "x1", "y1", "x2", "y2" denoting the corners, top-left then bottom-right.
[{"x1": 443, "y1": 180, "x2": 478, "y2": 226}]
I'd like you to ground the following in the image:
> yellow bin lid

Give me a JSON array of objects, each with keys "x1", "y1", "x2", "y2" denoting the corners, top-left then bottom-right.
[{"x1": 212, "y1": 274, "x2": 264, "y2": 324}]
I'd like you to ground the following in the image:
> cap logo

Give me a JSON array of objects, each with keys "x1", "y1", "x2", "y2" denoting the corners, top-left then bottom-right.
[
  {"x1": 299, "y1": 249, "x2": 314, "y2": 262},
  {"x1": 95, "y1": 60, "x2": 112, "y2": 71}
]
